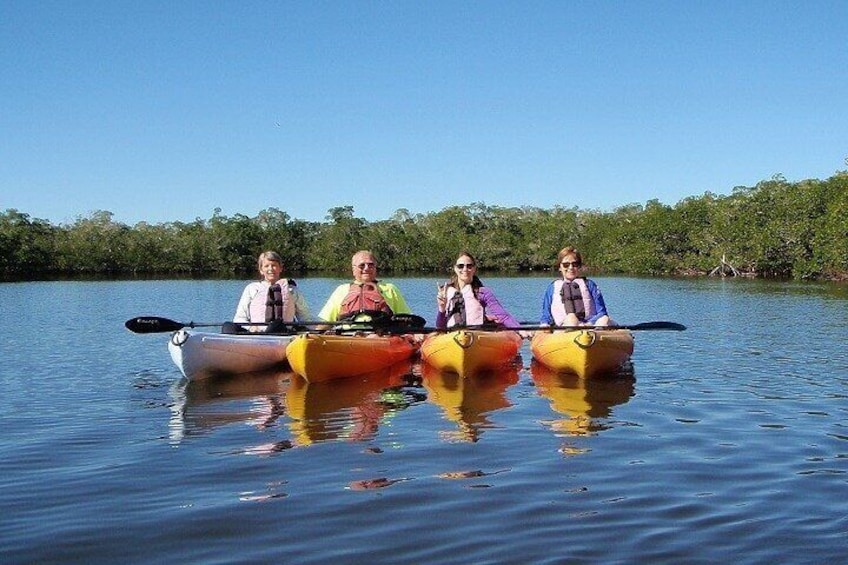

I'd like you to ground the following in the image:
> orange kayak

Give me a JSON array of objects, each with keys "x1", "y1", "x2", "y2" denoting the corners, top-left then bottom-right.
[{"x1": 286, "y1": 332, "x2": 418, "y2": 383}]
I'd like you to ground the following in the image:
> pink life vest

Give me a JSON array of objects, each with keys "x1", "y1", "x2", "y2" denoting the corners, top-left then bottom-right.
[
  {"x1": 550, "y1": 278, "x2": 594, "y2": 325},
  {"x1": 445, "y1": 284, "x2": 486, "y2": 327},
  {"x1": 340, "y1": 282, "x2": 394, "y2": 317},
  {"x1": 248, "y1": 280, "x2": 298, "y2": 322}
]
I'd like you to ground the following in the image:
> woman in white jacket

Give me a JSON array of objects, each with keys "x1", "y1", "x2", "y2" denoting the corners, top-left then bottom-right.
[{"x1": 230, "y1": 250, "x2": 311, "y2": 332}]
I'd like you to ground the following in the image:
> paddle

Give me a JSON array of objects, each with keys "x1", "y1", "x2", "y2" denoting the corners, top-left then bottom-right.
[
  {"x1": 124, "y1": 313, "x2": 429, "y2": 335},
  {"x1": 126, "y1": 315, "x2": 682, "y2": 336},
  {"x1": 125, "y1": 316, "x2": 327, "y2": 334},
  {"x1": 517, "y1": 321, "x2": 687, "y2": 332},
  {"x1": 400, "y1": 320, "x2": 686, "y2": 337},
  {"x1": 317, "y1": 313, "x2": 428, "y2": 336}
]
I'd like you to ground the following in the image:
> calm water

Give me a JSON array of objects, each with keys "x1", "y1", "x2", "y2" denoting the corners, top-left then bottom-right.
[{"x1": 2, "y1": 276, "x2": 847, "y2": 564}]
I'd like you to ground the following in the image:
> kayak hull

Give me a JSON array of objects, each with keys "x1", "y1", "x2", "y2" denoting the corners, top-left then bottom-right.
[
  {"x1": 286, "y1": 333, "x2": 418, "y2": 383},
  {"x1": 420, "y1": 329, "x2": 522, "y2": 377},
  {"x1": 530, "y1": 329, "x2": 634, "y2": 378},
  {"x1": 168, "y1": 329, "x2": 293, "y2": 381}
]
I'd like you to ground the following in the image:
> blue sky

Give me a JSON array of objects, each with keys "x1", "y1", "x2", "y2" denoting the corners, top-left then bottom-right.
[{"x1": 2, "y1": 1, "x2": 846, "y2": 226}]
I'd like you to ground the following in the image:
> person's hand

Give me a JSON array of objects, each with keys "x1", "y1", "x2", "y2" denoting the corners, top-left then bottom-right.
[{"x1": 436, "y1": 282, "x2": 447, "y2": 313}]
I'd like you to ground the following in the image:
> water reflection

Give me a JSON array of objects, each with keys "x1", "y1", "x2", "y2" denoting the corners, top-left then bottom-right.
[
  {"x1": 530, "y1": 360, "x2": 635, "y2": 438},
  {"x1": 168, "y1": 371, "x2": 293, "y2": 442},
  {"x1": 168, "y1": 361, "x2": 423, "y2": 447},
  {"x1": 285, "y1": 360, "x2": 421, "y2": 446},
  {"x1": 421, "y1": 362, "x2": 520, "y2": 443}
]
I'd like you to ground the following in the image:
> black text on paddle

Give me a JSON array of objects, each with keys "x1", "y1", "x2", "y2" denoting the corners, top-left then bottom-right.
[{"x1": 124, "y1": 316, "x2": 224, "y2": 333}]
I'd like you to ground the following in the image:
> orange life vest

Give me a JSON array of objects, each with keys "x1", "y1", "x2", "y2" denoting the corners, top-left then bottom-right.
[{"x1": 340, "y1": 282, "x2": 394, "y2": 317}]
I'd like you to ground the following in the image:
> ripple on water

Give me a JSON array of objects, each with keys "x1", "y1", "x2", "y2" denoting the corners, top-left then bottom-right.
[{"x1": 3, "y1": 278, "x2": 848, "y2": 563}]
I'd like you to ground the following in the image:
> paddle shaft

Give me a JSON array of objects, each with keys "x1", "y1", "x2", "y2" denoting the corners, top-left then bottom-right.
[
  {"x1": 124, "y1": 314, "x2": 428, "y2": 334},
  {"x1": 125, "y1": 316, "x2": 336, "y2": 334},
  {"x1": 410, "y1": 321, "x2": 685, "y2": 333},
  {"x1": 517, "y1": 321, "x2": 686, "y2": 332},
  {"x1": 126, "y1": 316, "x2": 684, "y2": 335}
]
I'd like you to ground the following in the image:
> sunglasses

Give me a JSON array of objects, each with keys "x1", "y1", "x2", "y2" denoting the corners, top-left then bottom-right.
[
  {"x1": 354, "y1": 262, "x2": 376, "y2": 270},
  {"x1": 561, "y1": 261, "x2": 582, "y2": 268},
  {"x1": 455, "y1": 263, "x2": 475, "y2": 270}
]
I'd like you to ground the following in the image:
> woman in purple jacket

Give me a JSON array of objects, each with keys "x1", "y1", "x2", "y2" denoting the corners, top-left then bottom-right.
[{"x1": 435, "y1": 251, "x2": 520, "y2": 329}]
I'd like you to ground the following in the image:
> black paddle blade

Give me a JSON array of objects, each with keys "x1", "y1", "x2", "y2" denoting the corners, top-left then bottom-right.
[
  {"x1": 390, "y1": 314, "x2": 427, "y2": 328},
  {"x1": 124, "y1": 316, "x2": 185, "y2": 334},
  {"x1": 338, "y1": 310, "x2": 392, "y2": 326},
  {"x1": 626, "y1": 321, "x2": 687, "y2": 331}
]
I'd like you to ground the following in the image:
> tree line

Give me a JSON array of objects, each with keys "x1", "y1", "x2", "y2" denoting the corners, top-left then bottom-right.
[{"x1": 2, "y1": 172, "x2": 847, "y2": 281}]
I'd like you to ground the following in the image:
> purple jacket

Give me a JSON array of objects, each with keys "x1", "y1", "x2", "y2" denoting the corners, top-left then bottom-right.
[{"x1": 436, "y1": 286, "x2": 521, "y2": 329}]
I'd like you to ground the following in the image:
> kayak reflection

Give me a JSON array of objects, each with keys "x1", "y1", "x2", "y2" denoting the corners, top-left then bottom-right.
[
  {"x1": 285, "y1": 359, "x2": 421, "y2": 446},
  {"x1": 169, "y1": 370, "x2": 293, "y2": 442},
  {"x1": 530, "y1": 360, "x2": 635, "y2": 437},
  {"x1": 420, "y1": 362, "x2": 520, "y2": 443}
]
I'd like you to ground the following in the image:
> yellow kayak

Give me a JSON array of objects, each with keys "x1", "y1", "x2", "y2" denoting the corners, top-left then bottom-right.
[
  {"x1": 420, "y1": 329, "x2": 522, "y2": 378},
  {"x1": 530, "y1": 329, "x2": 634, "y2": 378},
  {"x1": 286, "y1": 333, "x2": 418, "y2": 383}
]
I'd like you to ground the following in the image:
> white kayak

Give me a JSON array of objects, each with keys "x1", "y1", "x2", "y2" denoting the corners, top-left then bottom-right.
[{"x1": 168, "y1": 329, "x2": 294, "y2": 381}]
